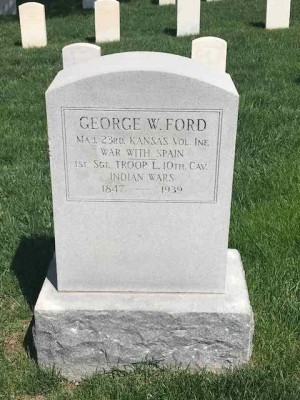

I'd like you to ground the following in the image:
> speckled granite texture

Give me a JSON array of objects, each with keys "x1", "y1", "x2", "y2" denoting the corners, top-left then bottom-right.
[{"x1": 33, "y1": 250, "x2": 254, "y2": 380}]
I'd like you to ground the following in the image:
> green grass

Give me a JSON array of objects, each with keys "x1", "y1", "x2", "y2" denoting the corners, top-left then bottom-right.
[{"x1": 0, "y1": 0, "x2": 300, "y2": 398}]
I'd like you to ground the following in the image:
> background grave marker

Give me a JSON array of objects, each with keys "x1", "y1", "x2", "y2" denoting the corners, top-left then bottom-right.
[
  {"x1": 19, "y1": 2, "x2": 47, "y2": 48},
  {"x1": 177, "y1": 0, "x2": 201, "y2": 37},
  {"x1": 159, "y1": 0, "x2": 176, "y2": 5},
  {"x1": 192, "y1": 37, "x2": 227, "y2": 72},
  {"x1": 95, "y1": 0, "x2": 120, "y2": 43},
  {"x1": 0, "y1": 0, "x2": 16, "y2": 15},
  {"x1": 83, "y1": 0, "x2": 95, "y2": 8},
  {"x1": 266, "y1": 0, "x2": 291, "y2": 29},
  {"x1": 62, "y1": 43, "x2": 101, "y2": 69}
]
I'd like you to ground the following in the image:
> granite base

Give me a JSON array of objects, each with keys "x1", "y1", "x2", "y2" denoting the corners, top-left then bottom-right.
[{"x1": 33, "y1": 249, "x2": 254, "y2": 380}]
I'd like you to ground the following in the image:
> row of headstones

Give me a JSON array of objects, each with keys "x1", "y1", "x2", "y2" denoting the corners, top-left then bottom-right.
[
  {"x1": 14, "y1": 0, "x2": 293, "y2": 49},
  {"x1": 17, "y1": 1, "x2": 120, "y2": 48},
  {"x1": 63, "y1": 36, "x2": 227, "y2": 72},
  {"x1": 83, "y1": 0, "x2": 293, "y2": 31}
]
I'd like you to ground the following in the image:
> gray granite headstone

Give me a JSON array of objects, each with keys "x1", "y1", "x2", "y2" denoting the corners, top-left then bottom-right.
[
  {"x1": 0, "y1": 0, "x2": 16, "y2": 15},
  {"x1": 82, "y1": 0, "x2": 95, "y2": 9},
  {"x1": 46, "y1": 52, "x2": 238, "y2": 293},
  {"x1": 34, "y1": 52, "x2": 254, "y2": 379}
]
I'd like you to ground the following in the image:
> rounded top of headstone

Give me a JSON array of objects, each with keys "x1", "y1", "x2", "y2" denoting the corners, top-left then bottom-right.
[
  {"x1": 192, "y1": 37, "x2": 227, "y2": 48},
  {"x1": 63, "y1": 43, "x2": 101, "y2": 51},
  {"x1": 47, "y1": 52, "x2": 238, "y2": 97},
  {"x1": 19, "y1": 2, "x2": 45, "y2": 9}
]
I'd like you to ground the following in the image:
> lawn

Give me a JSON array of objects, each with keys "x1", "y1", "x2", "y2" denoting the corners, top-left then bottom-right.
[{"x1": 0, "y1": 0, "x2": 299, "y2": 398}]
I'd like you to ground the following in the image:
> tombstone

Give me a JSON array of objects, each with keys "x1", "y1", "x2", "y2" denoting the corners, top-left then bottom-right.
[
  {"x1": 192, "y1": 37, "x2": 227, "y2": 73},
  {"x1": 177, "y1": 0, "x2": 200, "y2": 37},
  {"x1": 95, "y1": 0, "x2": 120, "y2": 43},
  {"x1": 0, "y1": 0, "x2": 16, "y2": 15},
  {"x1": 62, "y1": 43, "x2": 101, "y2": 69},
  {"x1": 83, "y1": 0, "x2": 95, "y2": 8},
  {"x1": 159, "y1": 0, "x2": 175, "y2": 5},
  {"x1": 33, "y1": 51, "x2": 254, "y2": 380},
  {"x1": 266, "y1": 0, "x2": 291, "y2": 29},
  {"x1": 19, "y1": 2, "x2": 47, "y2": 48}
]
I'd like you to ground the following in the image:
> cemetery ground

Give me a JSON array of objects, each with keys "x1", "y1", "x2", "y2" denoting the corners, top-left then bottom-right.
[{"x1": 0, "y1": 0, "x2": 299, "y2": 398}]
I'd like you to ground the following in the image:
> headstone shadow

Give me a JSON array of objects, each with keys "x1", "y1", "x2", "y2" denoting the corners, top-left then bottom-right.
[
  {"x1": 11, "y1": 235, "x2": 54, "y2": 362},
  {"x1": 250, "y1": 21, "x2": 265, "y2": 29},
  {"x1": 163, "y1": 27, "x2": 176, "y2": 36},
  {"x1": 11, "y1": 235, "x2": 55, "y2": 310},
  {"x1": 24, "y1": 317, "x2": 37, "y2": 362},
  {"x1": 86, "y1": 36, "x2": 96, "y2": 43}
]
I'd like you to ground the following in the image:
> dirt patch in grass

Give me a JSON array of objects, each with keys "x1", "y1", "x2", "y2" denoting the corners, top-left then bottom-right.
[
  {"x1": 63, "y1": 380, "x2": 80, "y2": 389},
  {"x1": 4, "y1": 331, "x2": 23, "y2": 354},
  {"x1": 5, "y1": 333, "x2": 22, "y2": 352},
  {"x1": 4, "y1": 319, "x2": 31, "y2": 362}
]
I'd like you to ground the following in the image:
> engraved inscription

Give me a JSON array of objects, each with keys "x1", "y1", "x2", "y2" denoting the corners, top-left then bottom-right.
[{"x1": 62, "y1": 108, "x2": 222, "y2": 203}]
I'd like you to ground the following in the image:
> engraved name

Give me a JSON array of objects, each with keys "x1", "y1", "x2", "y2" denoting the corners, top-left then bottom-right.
[{"x1": 63, "y1": 109, "x2": 221, "y2": 203}]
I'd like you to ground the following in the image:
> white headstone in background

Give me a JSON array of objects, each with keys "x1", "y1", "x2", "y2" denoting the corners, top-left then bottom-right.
[
  {"x1": 266, "y1": 0, "x2": 291, "y2": 29},
  {"x1": 0, "y1": 0, "x2": 16, "y2": 15},
  {"x1": 159, "y1": 0, "x2": 176, "y2": 5},
  {"x1": 95, "y1": 0, "x2": 120, "y2": 43},
  {"x1": 177, "y1": 0, "x2": 200, "y2": 37},
  {"x1": 62, "y1": 43, "x2": 101, "y2": 69},
  {"x1": 19, "y1": 2, "x2": 47, "y2": 48},
  {"x1": 83, "y1": 0, "x2": 95, "y2": 9},
  {"x1": 192, "y1": 37, "x2": 227, "y2": 73}
]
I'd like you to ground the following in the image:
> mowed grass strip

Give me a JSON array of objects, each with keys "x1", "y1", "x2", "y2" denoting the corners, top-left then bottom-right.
[{"x1": 0, "y1": 0, "x2": 299, "y2": 398}]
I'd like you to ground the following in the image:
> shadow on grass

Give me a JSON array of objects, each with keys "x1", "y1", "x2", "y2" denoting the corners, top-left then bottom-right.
[
  {"x1": 250, "y1": 21, "x2": 265, "y2": 29},
  {"x1": 86, "y1": 36, "x2": 96, "y2": 43},
  {"x1": 11, "y1": 236, "x2": 56, "y2": 361},
  {"x1": 11, "y1": 235, "x2": 54, "y2": 362},
  {"x1": 24, "y1": 317, "x2": 37, "y2": 362},
  {"x1": 163, "y1": 27, "x2": 177, "y2": 36},
  {"x1": 11, "y1": 235, "x2": 54, "y2": 310}
]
